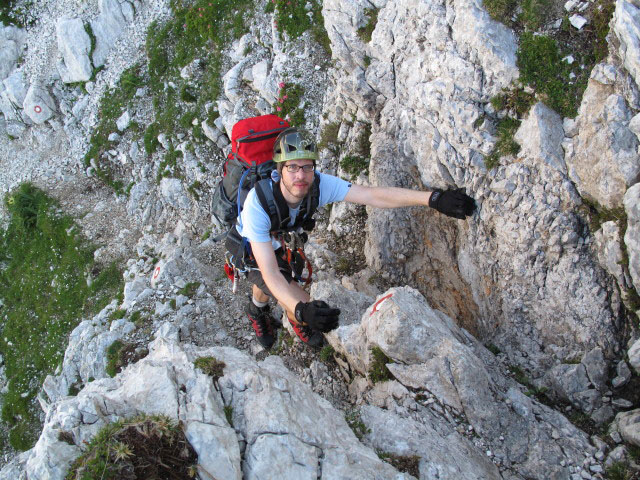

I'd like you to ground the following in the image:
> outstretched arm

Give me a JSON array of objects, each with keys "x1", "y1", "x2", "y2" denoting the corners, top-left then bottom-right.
[
  {"x1": 344, "y1": 184, "x2": 432, "y2": 208},
  {"x1": 343, "y1": 184, "x2": 476, "y2": 219}
]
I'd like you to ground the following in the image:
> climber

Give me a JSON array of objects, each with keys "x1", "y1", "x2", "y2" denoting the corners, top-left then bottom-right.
[{"x1": 225, "y1": 127, "x2": 476, "y2": 349}]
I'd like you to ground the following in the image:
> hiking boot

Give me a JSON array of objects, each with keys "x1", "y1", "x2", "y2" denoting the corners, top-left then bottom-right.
[
  {"x1": 246, "y1": 303, "x2": 276, "y2": 350},
  {"x1": 288, "y1": 317, "x2": 323, "y2": 348}
]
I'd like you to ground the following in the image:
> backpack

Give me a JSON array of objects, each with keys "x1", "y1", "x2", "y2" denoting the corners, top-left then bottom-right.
[{"x1": 211, "y1": 114, "x2": 290, "y2": 230}]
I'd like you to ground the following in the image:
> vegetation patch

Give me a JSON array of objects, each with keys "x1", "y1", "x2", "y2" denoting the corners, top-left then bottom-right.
[
  {"x1": 275, "y1": 82, "x2": 305, "y2": 126},
  {"x1": 194, "y1": 356, "x2": 226, "y2": 381},
  {"x1": 340, "y1": 155, "x2": 370, "y2": 179},
  {"x1": 318, "y1": 122, "x2": 341, "y2": 155},
  {"x1": 484, "y1": 117, "x2": 521, "y2": 170},
  {"x1": 65, "y1": 414, "x2": 198, "y2": 480},
  {"x1": 268, "y1": 0, "x2": 328, "y2": 51},
  {"x1": 178, "y1": 281, "x2": 201, "y2": 298},
  {"x1": 377, "y1": 451, "x2": 421, "y2": 477},
  {"x1": 106, "y1": 340, "x2": 145, "y2": 378},
  {"x1": 83, "y1": 65, "x2": 144, "y2": 193},
  {"x1": 157, "y1": 144, "x2": 184, "y2": 181},
  {"x1": 224, "y1": 405, "x2": 233, "y2": 426},
  {"x1": 357, "y1": 8, "x2": 379, "y2": 43},
  {"x1": 345, "y1": 410, "x2": 370, "y2": 441},
  {"x1": 368, "y1": 346, "x2": 394, "y2": 384},
  {"x1": 0, "y1": 184, "x2": 123, "y2": 450},
  {"x1": 319, "y1": 345, "x2": 335, "y2": 363}
]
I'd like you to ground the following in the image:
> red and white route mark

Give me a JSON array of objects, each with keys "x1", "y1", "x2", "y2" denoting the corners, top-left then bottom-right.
[
  {"x1": 153, "y1": 266, "x2": 161, "y2": 280},
  {"x1": 34, "y1": 105, "x2": 42, "y2": 113},
  {"x1": 370, "y1": 293, "x2": 393, "y2": 316}
]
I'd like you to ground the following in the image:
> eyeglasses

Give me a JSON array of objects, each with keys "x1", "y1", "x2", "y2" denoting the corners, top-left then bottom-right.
[{"x1": 284, "y1": 164, "x2": 315, "y2": 173}]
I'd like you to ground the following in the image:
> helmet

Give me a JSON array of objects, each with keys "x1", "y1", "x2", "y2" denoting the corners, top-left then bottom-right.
[{"x1": 273, "y1": 128, "x2": 318, "y2": 163}]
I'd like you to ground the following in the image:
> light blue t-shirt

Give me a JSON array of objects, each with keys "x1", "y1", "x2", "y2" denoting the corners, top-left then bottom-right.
[{"x1": 237, "y1": 172, "x2": 351, "y2": 246}]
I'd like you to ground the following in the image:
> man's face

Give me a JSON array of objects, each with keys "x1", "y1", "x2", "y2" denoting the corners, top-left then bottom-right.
[{"x1": 280, "y1": 159, "x2": 315, "y2": 201}]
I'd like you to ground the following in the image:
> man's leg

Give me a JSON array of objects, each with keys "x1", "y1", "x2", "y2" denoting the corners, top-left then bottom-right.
[{"x1": 246, "y1": 284, "x2": 276, "y2": 350}]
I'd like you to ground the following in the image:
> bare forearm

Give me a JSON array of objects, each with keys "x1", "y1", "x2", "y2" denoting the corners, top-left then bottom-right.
[
  {"x1": 262, "y1": 270, "x2": 309, "y2": 314},
  {"x1": 345, "y1": 184, "x2": 432, "y2": 208}
]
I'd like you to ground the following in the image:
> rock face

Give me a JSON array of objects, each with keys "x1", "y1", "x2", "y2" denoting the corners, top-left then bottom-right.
[
  {"x1": 614, "y1": 0, "x2": 640, "y2": 88},
  {"x1": 7, "y1": 333, "x2": 413, "y2": 480},
  {"x1": 56, "y1": 18, "x2": 93, "y2": 83},
  {"x1": 325, "y1": 285, "x2": 596, "y2": 480},
  {"x1": 565, "y1": 64, "x2": 640, "y2": 209},
  {"x1": 625, "y1": 183, "x2": 640, "y2": 293},
  {"x1": 0, "y1": 25, "x2": 26, "y2": 81}
]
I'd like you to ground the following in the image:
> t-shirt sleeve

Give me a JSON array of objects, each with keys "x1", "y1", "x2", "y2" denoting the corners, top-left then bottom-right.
[
  {"x1": 237, "y1": 189, "x2": 272, "y2": 243},
  {"x1": 317, "y1": 172, "x2": 352, "y2": 207}
]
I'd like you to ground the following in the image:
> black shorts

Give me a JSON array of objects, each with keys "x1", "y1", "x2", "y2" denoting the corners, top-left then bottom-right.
[{"x1": 247, "y1": 248, "x2": 305, "y2": 297}]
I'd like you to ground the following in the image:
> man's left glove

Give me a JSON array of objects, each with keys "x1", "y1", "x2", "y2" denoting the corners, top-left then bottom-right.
[
  {"x1": 295, "y1": 300, "x2": 340, "y2": 332},
  {"x1": 429, "y1": 188, "x2": 476, "y2": 219}
]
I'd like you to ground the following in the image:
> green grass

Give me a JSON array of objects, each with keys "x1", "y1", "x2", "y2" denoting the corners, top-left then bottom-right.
[
  {"x1": 105, "y1": 340, "x2": 125, "y2": 377},
  {"x1": 156, "y1": 144, "x2": 184, "y2": 181},
  {"x1": 484, "y1": 117, "x2": 521, "y2": 169},
  {"x1": 84, "y1": 65, "x2": 144, "y2": 193},
  {"x1": 318, "y1": 122, "x2": 341, "y2": 154},
  {"x1": 376, "y1": 451, "x2": 421, "y2": 477},
  {"x1": 490, "y1": 88, "x2": 535, "y2": 117},
  {"x1": 340, "y1": 155, "x2": 370, "y2": 179},
  {"x1": 368, "y1": 346, "x2": 393, "y2": 384},
  {"x1": 483, "y1": 0, "x2": 518, "y2": 25},
  {"x1": 65, "y1": 414, "x2": 197, "y2": 480},
  {"x1": 271, "y1": 0, "x2": 314, "y2": 40},
  {"x1": 0, "y1": 184, "x2": 123, "y2": 450},
  {"x1": 275, "y1": 82, "x2": 305, "y2": 125},
  {"x1": 520, "y1": 0, "x2": 551, "y2": 30},
  {"x1": 357, "y1": 8, "x2": 379, "y2": 43},
  {"x1": 224, "y1": 405, "x2": 233, "y2": 426},
  {"x1": 178, "y1": 281, "x2": 201, "y2": 297},
  {"x1": 319, "y1": 345, "x2": 335, "y2": 362},
  {"x1": 194, "y1": 356, "x2": 226, "y2": 380},
  {"x1": 345, "y1": 410, "x2": 370, "y2": 441}
]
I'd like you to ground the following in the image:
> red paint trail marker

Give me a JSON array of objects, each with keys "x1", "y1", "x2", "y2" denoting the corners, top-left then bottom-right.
[
  {"x1": 153, "y1": 266, "x2": 161, "y2": 280},
  {"x1": 370, "y1": 293, "x2": 393, "y2": 316},
  {"x1": 34, "y1": 105, "x2": 42, "y2": 113}
]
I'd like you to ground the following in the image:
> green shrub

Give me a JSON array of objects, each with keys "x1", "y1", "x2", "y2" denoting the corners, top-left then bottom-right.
[
  {"x1": 319, "y1": 345, "x2": 335, "y2": 362},
  {"x1": 65, "y1": 415, "x2": 197, "y2": 480},
  {"x1": 275, "y1": 82, "x2": 305, "y2": 124},
  {"x1": 0, "y1": 184, "x2": 122, "y2": 450},
  {"x1": 357, "y1": 8, "x2": 379, "y2": 43},
  {"x1": 340, "y1": 155, "x2": 369, "y2": 179},
  {"x1": 520, "y1": 0, "x2": 551, "y2": 30},
  {"x1": 194, "y1": 356, "x2": 226, "y2": 381},
  {"x1": 318, "y1": 122, "x2": 341, "y2": 154},
  {"x1": 345, "y1": 410, "x2": 370, "y2": 441},
  {"x1": 271, "y1": 0, "x2": 313, "y2": 40},
  {"x1": 368, "y1": 346, "x2": 393, "y2": 383}
]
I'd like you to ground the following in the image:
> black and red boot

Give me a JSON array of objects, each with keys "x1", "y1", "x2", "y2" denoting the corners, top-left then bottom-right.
[
  {"x1": 246, "y1": 303, "x2": 276, "y2": 350},
  {"x1": 287, "y1": 315, "x2": 323, "y2": 348}
]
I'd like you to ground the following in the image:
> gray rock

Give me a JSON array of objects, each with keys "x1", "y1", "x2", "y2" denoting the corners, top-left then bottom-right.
[
  {"x1": 614, "y1": 409, "x2": 640, "y2": 446},
  {"x1": 614, "y1": 0, "x2": 640, "y2": 87},
  {"x1": 582, "y1": 347, "x2": 608, "y2": 391},
  {"x1": 23, "y1": 85, "x2": 56, "y2": 124},
  {"x1": 543, "y1": 363, "x2": 591, "y2": 403},
  {"x1": 201, "y1": 120, "x2": 222, "y2": 142},
  {"x1": 612, "y1": 360, "x2": 632, "y2": 388},
  {"x1": 629, "y1": 338, "x2": 640, "y2": 374},
  {"x1": 0, "y1": 25, "x2": 26, "y2": 81},
  {"x1": 612, "y1": 398, "x2": 634, "y2": 409},
  {"x1": 90, "y1": 0, "x2": 131, "y2": 68},
  {"x1": 566, "y1": 79, "x2": 640, "y2": 208},
  {"x1": 160, "y1": 178, "x2": 191, "y2": 210},
  {"x1": 624, "y1": 184, "x2": 640, "y2": 293},
  {"x1": 514, "y1": 102, "x2": 566, "y2": 174},
  {"x1": 605, "y1": 445, "x2": 628, "y2": 467},
  {"x1": 595, "y1": 222, "x2": 626, "y2": 288},
  {"x1": 56, "y1": 17, "x2": 92, "y2": 83},
  {"x1": 3, "y1": 70, "x2": 28, "y2": 106},
  {"x1": 116, "y1": 111, "x2": 130, "y2": 131}
]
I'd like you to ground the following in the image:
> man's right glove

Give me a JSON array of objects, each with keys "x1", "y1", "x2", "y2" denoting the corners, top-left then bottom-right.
[
  {"x1": 428, "y1": 188, "x2": 476, "y2": 219},
  {"x1": 295, "y1": 300, "x2": 341, "y2": 332}
]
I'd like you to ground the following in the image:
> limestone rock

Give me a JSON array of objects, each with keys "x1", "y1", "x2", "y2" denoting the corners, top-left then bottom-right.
[
  {"x1": 160, "y1": 177, "x2": 191, "y2": 210},
  {"x1": 514, "y1": 102, "x2": 566, "y2": 174},
  {"x1": 56, "y1": 18, "x2": 92, "y2": 83},
  {"x1": 614, "y1": 409, "x2": 640, "y2": 447},
  {"x1": 624, "y1": 183, "x2": 640, "y2": 293},
  {"x1": 566, "y1": 66, "x2": 640, "y2": 208},
  {"x1": 90, "y1": 0, "x2": 133, "y2": 68},
  {"x1": 0, "y1": 25, "x2": 26, "y2": 81},
  {"x1": 629, "y1": 337, "x2": 640, "y2": 374},
  {"x1": 595, "y1": 221, "x2": 626, "y2": 287},
  {"x1": 23, "y1": 85, "x2": 56, "y2": 124},
  {"x1": 2, "y1": 70, "x2": 28, "y2": 106},
  {"x1": 613, "y1": 0, "x2": 640, "y2": 87},
  {"x1": 328, "y1": 285, "x2": 594, "y2": 479}
]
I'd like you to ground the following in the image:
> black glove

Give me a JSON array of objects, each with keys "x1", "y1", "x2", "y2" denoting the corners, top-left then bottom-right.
[
  {"x1": 428, "y1": 188, "x2": 476, "y2": 219},
  {"x1": 295, "y1": 300, "x2": 341, "y2": 332}
]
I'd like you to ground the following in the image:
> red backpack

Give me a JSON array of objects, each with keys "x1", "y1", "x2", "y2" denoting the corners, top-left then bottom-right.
[{"x1": 212, "y1": 115, "x2": 289, "y2": 229}]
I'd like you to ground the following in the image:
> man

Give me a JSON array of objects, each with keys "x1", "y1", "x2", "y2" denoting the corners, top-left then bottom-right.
[{"x1": 232, "y1": 128, "x2": 476, "y2": 349}]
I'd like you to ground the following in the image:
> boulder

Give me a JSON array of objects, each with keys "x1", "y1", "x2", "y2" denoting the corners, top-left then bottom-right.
[
  {"x1": 23, "y1": 85, "x2": 56, "y2": 124},
  {"x1": 613, "y1": 0, "x2": 640, "y2": 88},
  {"x1": 159, "y1": 177, "x2": 191, "y2": 210},
  {"x1": 514, "y1": 102, "x2": 566, "y2": 174},
  {"x1": 629, "y1": 337, "x2": 640, "y2": 374},
  {"x1": 624, "y1": 183, "x2": 640, "y2": 293},
  {"x1": 614, "y1": 409, "x2": 640, "y2": 447},
  {"x1": 0, "y1": 25, "x2": 26, "y2": 81},
  {"x1": 56, "y1": 18, "x2": 93, "y2": 83},
  {"x1": 90, "y1": 0, "x2": 133, "y2": 68},
  {"x1": 2, "y1": 70, "x2": 28, "y2": 106},
  {"x1": 566, "y1": 66, "x2": 640, "y2": 208},
  {"x1": 331, "y1": 286, "x2": 595, "y2": 480}
]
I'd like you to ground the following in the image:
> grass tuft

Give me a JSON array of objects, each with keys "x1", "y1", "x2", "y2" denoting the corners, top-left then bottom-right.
[
  {"x1": 194, "y1": 356, "x2": 226, "y2": 380},
  {"x1": 0, "y1": 184, "x2": 122, "y2": 450},
  {"x1": 357, "y1": 8, "x2": 379, "y2": 43},
  {"x1": 368, "y1": 346, "x2": 393, "y2": 383}
]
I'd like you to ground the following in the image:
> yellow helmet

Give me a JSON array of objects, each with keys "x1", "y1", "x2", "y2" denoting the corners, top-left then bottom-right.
[{"x1": 273, "y1": 128, "x2": 318, "y2": 163}]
